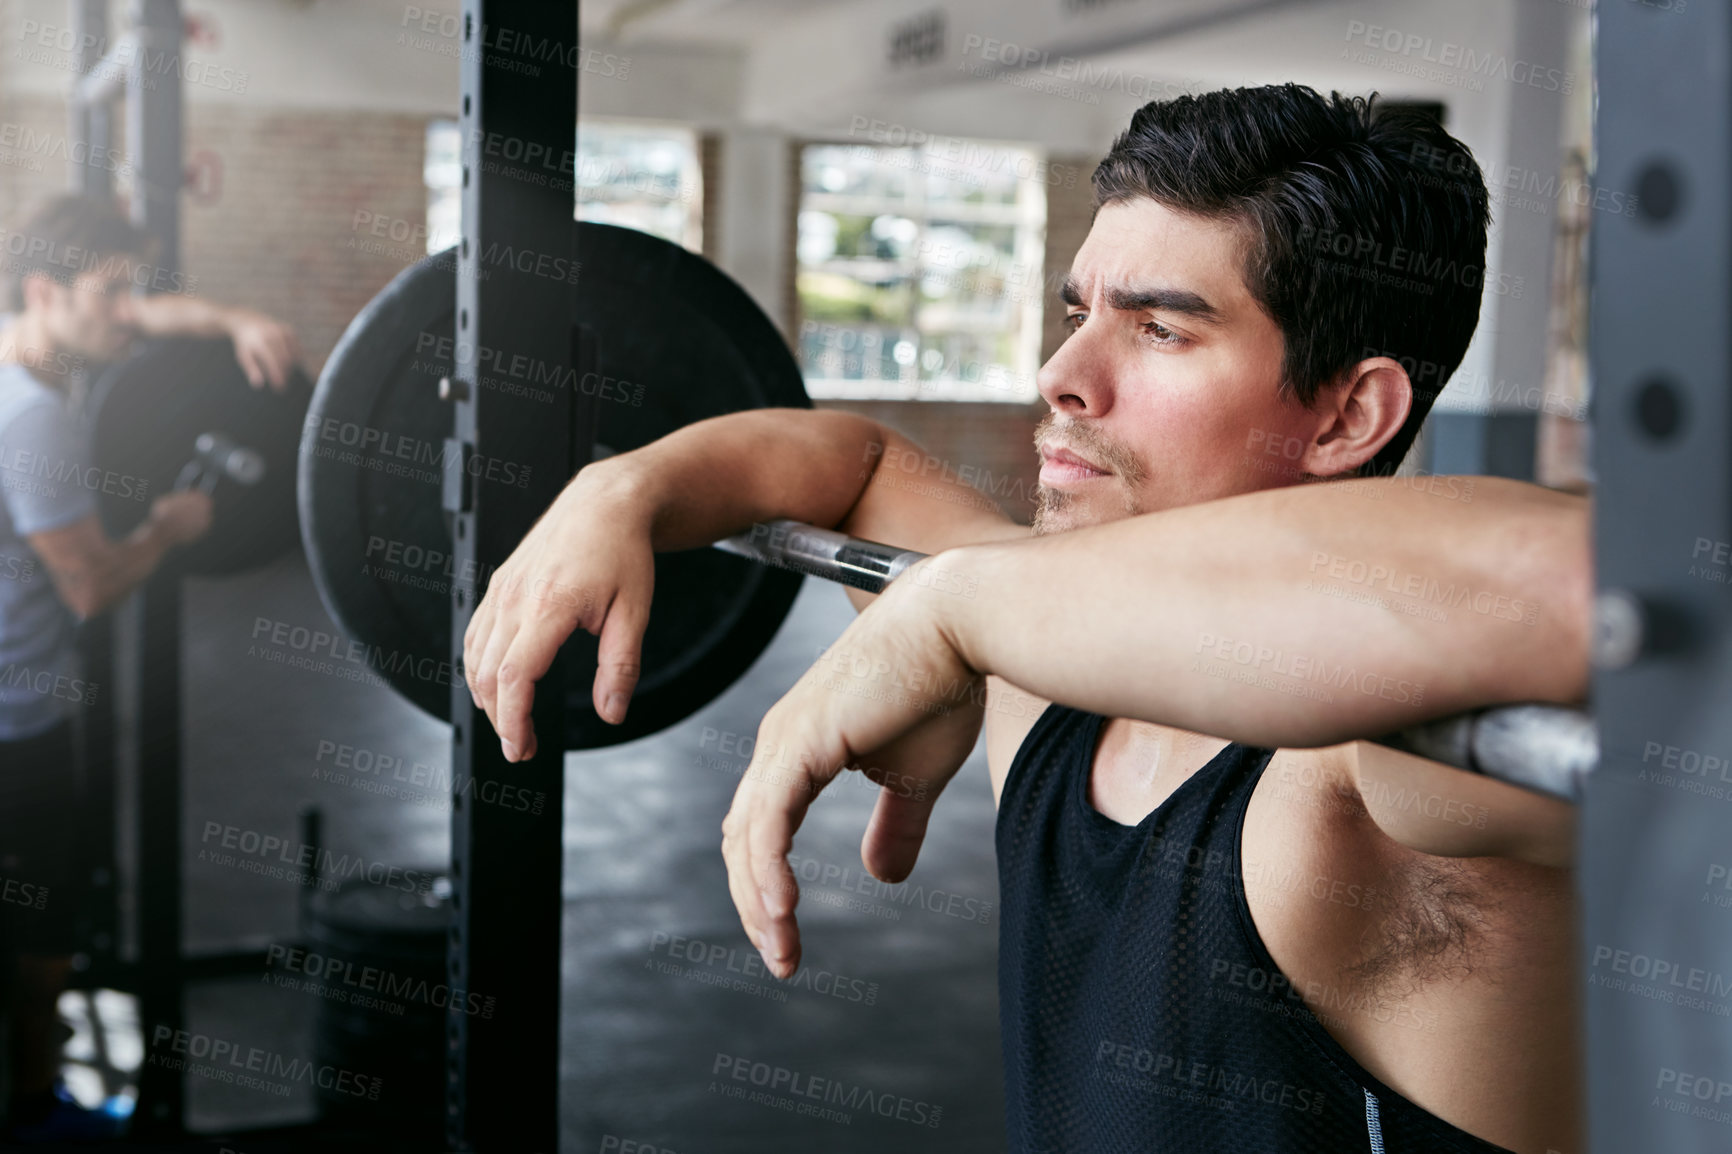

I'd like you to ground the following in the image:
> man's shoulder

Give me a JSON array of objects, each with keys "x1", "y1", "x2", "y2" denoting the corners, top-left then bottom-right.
[
  {"x1": 0, "y1": 363, "x2": 66, "y2": 433},
  {"x1": 0, "y1": 360, "x2": 56, "y2": 402}
]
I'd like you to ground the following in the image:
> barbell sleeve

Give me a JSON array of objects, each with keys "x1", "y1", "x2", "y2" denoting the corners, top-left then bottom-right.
[
  {"x1": 712, "y1": 519, "x2": 929, "y2": 593},
  {"x1": 712, "y1": 519, "x2": 1597, "y2": 803}
]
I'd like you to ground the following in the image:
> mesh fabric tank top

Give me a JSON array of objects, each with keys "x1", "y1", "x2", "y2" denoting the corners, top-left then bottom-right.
[{"x1": 996, "y1": 702, "x2": 1516, "y2": 1153}]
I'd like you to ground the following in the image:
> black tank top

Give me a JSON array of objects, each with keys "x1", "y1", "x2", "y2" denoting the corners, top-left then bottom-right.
[{"x1": 996, "y1": 703, "x2": 1516, "y2": 1154}]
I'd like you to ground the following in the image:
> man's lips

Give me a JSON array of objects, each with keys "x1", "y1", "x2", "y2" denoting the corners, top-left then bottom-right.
[{"x1": 1039, "y1": 446, "x2": 1111, "y2": 484}]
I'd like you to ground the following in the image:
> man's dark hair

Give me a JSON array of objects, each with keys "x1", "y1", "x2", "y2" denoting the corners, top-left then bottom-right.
[
  {"x1": 5, "y1": 194, "x2": 153, "y2": 312},
  {"x1": 1092, "y1": 84, "x2": 1491, "y2": 478}
]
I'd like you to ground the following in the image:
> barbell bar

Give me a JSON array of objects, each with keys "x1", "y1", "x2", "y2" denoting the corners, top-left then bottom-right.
[{"x1": 714, "y1": 518, "x2": 1598, "y2": 803}]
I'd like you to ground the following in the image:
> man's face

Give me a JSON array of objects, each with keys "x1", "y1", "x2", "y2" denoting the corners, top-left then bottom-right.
[
  {"x1": 1031, "y1": 198, "x2": 1330, "y2": 535},
  {"x1": 34, "y1": 265, "x2": 136, "y2": 364}
]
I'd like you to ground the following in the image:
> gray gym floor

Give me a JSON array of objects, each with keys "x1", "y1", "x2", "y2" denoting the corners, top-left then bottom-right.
[{"x1": 155, "y1": 547, "x2": 1005, "y2": 1151}]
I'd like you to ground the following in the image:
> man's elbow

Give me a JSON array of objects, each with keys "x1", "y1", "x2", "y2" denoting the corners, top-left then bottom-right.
[
  {"x1": 1526, "y1": 496, "x2": 1594, "y2": 702},
  {"x1": 64, "y1": 587, "x2": 104, "y2": 621},
  {"x1": 48, "y1": 572, "x2": 108, "y2": 621},
  {"x1": 1558, "y1": 501, "x2": 1594, "y2": 696}
]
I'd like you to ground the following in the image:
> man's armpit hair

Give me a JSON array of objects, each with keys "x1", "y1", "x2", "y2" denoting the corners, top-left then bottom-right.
[{"x1": 1343, "y1": 857, "x2": 1492, "y2": 999}]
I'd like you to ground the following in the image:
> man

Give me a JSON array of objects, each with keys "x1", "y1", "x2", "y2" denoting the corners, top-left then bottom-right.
[
  {"x1": 463, "y1": 87, "x2": 1589, "y2": 1152},
  {"x1": 0, "y1": 193, "x2": 299, "y2": 1141}
]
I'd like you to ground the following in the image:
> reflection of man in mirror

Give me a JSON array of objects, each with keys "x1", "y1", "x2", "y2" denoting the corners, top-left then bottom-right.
[{"x1": 0, "y1": 193, "x2": 297, "y2": 1142}]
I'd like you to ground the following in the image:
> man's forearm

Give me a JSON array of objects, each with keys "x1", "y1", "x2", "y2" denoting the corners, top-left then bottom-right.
[
  {"x1": 51, "y1": 521, "x2": 172, "y2": 619},
  {"x1": 128, "y1": 292, "x2": 231, "y2": 338},
  {"x1": 581, "y1": 409, "x2": 887, "y2": 549},
  {"x1": 931, "y1": 476, "x2": 1592, "y2": 749}
]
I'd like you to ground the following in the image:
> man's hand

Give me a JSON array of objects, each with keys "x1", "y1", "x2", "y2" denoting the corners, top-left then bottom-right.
[
  {"x1": 125, "y1": 295, "x2": 301, "y2": 390},
  {"x1": 223, "y1": 308, "x2": 300, "y2": 392},
  {"x1": 148, "y1": 490, "x2": 214, "y2": 545},
  {"x1": 721, "y1": 561, "x2": 983, "y2": 979},
  {"x1": 463, "y1": 468, "x2": 655, "y2": 762}
]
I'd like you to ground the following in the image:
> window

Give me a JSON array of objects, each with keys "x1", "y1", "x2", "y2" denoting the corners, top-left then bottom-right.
[
  {"x1": 423, "y1": 119, "x2": 703, "y2": 256},
  {"x1": 424, "y1": 120, "x2": 462, "y2": 253},
  {"x1": 796, "y1": 139, "x2": 1047, "y2": 402},
  {"x1": 574, "y1": 123, "x2": 703, "y2": 252}
]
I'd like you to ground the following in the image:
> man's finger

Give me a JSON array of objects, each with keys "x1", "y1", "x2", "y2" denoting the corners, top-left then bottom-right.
[
  {"x1": 237, "y1": 345, "x2": 264, "y2": 389},
  {"x1": 755, "y1": 840, "x2": 802, "y2": 976},
  {"x1": 473, "y1": 613, "x2": 519, "y2": 726},
  {"x1": 493, "y1": 618, "x2": 567, "y2": 760},
  {"x1": 462, "y1": 591, "x2": 495, "y2": 691},
  {"x1": 722, "y1": 813, "x2": 771, "y2": 955},
  {"x1": 746, "y1": 771, "x2": 805, "y2": 925},
  {"x1": 733, "y1": 788, "x2": 803, "y2": 977},
  {"x1": 722, "y1": 802, "x2": 795, "y2": 972},
  {"x1": 860, "y1": 786, "x2": 939, "y2": 884},
  {"x1": 267, "y1": 328, "x2": 294, "y2": 388},
  {"x1": 593, "y1": 589, "x2": 648, "y2": 724}
]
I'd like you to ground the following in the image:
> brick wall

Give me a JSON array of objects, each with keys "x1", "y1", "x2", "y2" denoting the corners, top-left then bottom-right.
[
  {"x1": 0, "y1": 95, "x2": 74, "y2": 282},
  {"x1": 0, "y1": 92, "x2": 428, "y2": 375},
  {"x1": 814, "y1": 397, "x2": 1046, "y2": 526},
  {"x1": 178, "y1": 102, "x2": 428, "y2": 375},
  {"x1": 1040, "y1": 153, "x2": 1098, "y2": 364}
]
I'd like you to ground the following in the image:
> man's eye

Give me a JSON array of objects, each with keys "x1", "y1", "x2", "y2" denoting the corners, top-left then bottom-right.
[
  {"x1": 1144, "y1": 321, "x2": 1185, "y2": 347},
  {"x1": 1065, "y1": 312, "x2": 1086, "y2": 332}
]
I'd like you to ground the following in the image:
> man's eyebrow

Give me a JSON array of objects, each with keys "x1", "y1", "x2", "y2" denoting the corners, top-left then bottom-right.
[{"x1": 1060, "y1": 275, "x2": 1225, "y2": 325}]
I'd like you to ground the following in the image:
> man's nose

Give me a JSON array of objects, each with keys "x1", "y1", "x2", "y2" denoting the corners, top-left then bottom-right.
[{"x1": 1038, "y1": 328, "x2": 1111, "y2": 413}]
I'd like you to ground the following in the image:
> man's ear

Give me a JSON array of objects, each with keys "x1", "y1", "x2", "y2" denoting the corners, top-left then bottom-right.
[
  {"x1": 1299, "y1": 358, "x2": 1413, "y2": 478},
  {"x1": 18, "y1": 271, "x2": 59, "y2": 315}
]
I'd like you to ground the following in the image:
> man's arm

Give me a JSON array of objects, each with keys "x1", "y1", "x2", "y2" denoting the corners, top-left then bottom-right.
[
  {"x1": 29, "y1": 495, "x2": 211, "y2": 619},
  {"x1": 721, "y1": 475, "x2": 1591, "y2": 977},
  {"x1": 462, "y1": 408, "x2": 1022, "y2": 758},
  {"x1": 127, "y1": 294, "x2": 300, "y2": 391},
  {"x1": 610, "y1": 410, "x2": 1021, "y2": 557},
  {"x1": 1, "y1": 395, "x2": 214, "y2": 619},
  {"x1": 937, "y1": 476, "x2": 1590, "y2": 747}
]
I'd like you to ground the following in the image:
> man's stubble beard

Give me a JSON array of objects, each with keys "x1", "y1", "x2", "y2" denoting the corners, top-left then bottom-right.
[
  {"x1": 1031, "y1": 483, "x2": 1078, "y2": 537},
  {"x1": 1030, "y1": 479, "x2": 1141, "y2": 536},
  {"x1": 1030, "y1": 412, "x2": 1146, "y2": 536}
]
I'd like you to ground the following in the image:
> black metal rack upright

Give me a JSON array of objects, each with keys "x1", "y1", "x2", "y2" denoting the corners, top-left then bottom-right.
[
  {"x1": 1585, "y1": 4, "x2": 1732, "y2": 1152},
  {"x1": 444, "y1": 1, "x2": 583, "y2": 1149}
]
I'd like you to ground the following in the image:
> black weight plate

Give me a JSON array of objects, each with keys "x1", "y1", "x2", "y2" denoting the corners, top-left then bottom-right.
[
  {"x1": 300, "y1": 223, "x2": 809, "y2": 749},
  {"x1": 88, "y1": 337, "x2": 312, "y2": 577}
]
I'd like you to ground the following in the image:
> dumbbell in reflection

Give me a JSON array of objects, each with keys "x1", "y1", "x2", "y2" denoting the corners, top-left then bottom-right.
[{"x1": 173, "y1": 431, "x2": 266, "y2": 495}]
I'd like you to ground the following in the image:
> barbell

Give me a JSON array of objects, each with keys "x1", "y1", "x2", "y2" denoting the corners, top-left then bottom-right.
[
  {"x1": 80, "y1": 224, "x2": 1596, "y2": 799},
  {"x1": 713, "y1": 519, "x2": 1597, "y2": 802}
]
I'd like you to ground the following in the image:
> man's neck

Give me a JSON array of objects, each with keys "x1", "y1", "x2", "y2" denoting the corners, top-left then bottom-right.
[{"x1": 0, "y1": 313, "x2": 71, "y2": 389}]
